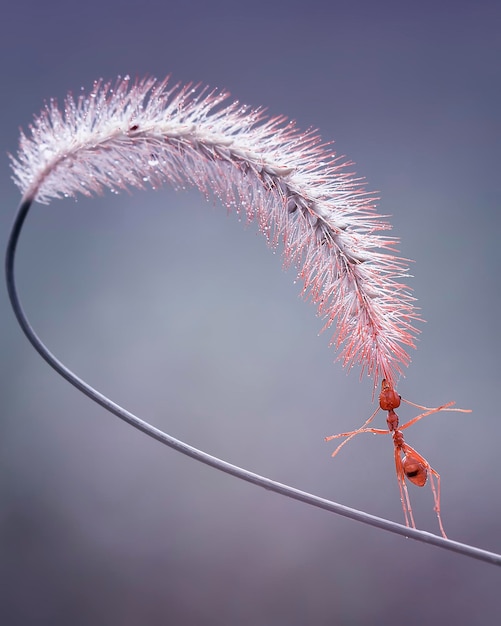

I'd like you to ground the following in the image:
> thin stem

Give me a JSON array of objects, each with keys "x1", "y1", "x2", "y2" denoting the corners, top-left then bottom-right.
[{"x1": 5, "y1": 197, "x2": 501, "y2": 568}]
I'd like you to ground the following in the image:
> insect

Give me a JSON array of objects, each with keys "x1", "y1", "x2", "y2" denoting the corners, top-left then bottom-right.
[{"x1": 325, "y1": 379, "x2": 472, "y2": 538}]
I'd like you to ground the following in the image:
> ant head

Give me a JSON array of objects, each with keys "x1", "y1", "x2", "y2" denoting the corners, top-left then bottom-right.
[
  {"x1": 402, "y1": 453, "x2": 428, "y2": 487},
  {"x1": 379, "y1": 379, "x2": 401, "y2": 412}
]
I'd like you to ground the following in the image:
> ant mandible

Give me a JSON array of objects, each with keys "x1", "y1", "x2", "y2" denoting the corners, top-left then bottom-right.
[{"x1": 324, "y1": 379, "x2": 472, "y2": 538}]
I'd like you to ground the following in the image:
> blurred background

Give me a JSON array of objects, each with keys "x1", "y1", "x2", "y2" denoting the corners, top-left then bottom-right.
[{"x1": 1, "y1": 1, "x2": 500, "y2": 624}]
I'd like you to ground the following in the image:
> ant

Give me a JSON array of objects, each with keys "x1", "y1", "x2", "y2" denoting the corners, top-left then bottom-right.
[{"x1": 325, "y1": 379, "x2": 472, "y2": 538}]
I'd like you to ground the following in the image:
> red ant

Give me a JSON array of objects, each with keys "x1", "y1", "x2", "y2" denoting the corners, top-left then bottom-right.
[{"x1": 325, "y1": 379, "x2": 472, "y2": 538}]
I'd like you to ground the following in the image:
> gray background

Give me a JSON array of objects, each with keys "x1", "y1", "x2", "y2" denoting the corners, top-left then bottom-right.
[{"x1": 1, "y1": 1, "x2": 500, "y2": 624}]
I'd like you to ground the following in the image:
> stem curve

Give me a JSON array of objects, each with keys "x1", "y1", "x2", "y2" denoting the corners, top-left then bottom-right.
[{"x1": 5, "y1": 197, "x2": 501, "y2": 567}]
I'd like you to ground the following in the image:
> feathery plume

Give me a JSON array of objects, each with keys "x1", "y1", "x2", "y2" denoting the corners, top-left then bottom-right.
[{"x1": 10, "y1": 76, "x2": 419, "y2": 382}]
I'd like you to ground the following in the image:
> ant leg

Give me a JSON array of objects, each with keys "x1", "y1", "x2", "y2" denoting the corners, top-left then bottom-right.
[
  {"x1": 394, "y1": 447, "x2": 416, "y2": 529},
  {"x1": 401, "y1": 443, "x2": 447, "y2": 538},
  {"x1": 398, "y1": 401, "x2": 470, "y2": 432},
  {"x1": 428, "y1": 468, "x2": 447, "y2": 539},
  {"x1": 401, "y1": 397, "x2": 471, "y2": 414},
  {"x1": 325, "y1": 407, "x2": 381, "y2": 458}
]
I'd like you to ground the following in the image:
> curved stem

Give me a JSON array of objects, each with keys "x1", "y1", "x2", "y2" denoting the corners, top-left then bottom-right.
[{"x1": 5, "y1": 197, "x2": 501, "y2": 567}]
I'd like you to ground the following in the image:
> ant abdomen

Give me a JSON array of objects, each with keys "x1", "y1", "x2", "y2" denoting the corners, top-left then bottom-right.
[{"x1": 403, "y1": 455, "x2": 427, "y2": 487}]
